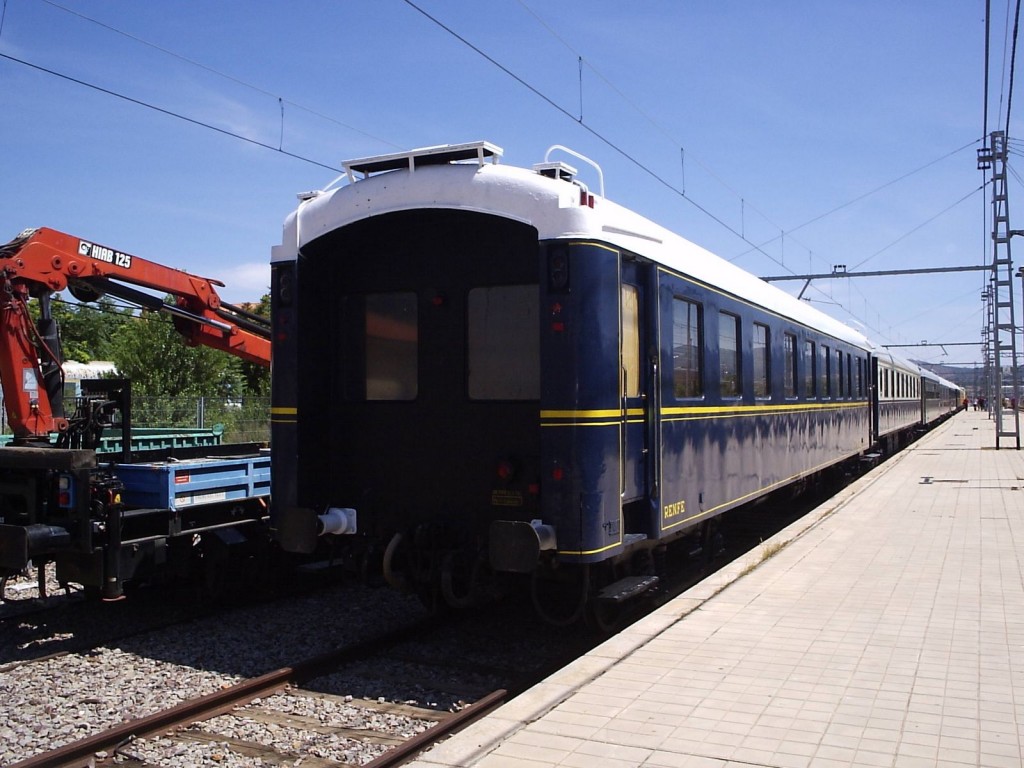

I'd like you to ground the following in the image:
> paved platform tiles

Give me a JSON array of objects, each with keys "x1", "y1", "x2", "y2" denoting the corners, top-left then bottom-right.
[{"x1": 409, "y1": 410, "x2": 1024, "y2": 768}]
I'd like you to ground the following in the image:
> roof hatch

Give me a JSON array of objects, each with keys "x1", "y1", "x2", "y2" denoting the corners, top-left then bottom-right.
[{"x1": 343, "y1": 141, "x2": 503, "y2": 183}]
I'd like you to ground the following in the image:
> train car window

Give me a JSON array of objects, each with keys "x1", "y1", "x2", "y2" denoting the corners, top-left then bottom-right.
[
  {"x1": 672, "y1": 297, "x2": 703, "y2": 398},
  {"x1": 783, "y1": 333, "x2": 797, "y2": 398},
  {"x1": 846, "y1": 353, "x2": 853, "y2": 398},
  {"x1": 821, "y1": 345, "x2": 831, "y2": 398},
  {"x1": 365, "y1": 292, "x2": 418, "y2": 400},
  {"x1": 622, "y1": 285, "x2": 641, "y2": 398},
  {"x1": 468, "y1": 285, "x2": 540, "y2": 400},
  {"x1": 837, "y1": 349, "x2": 844, "y2": 397},
  {"x1": 805, "y1": 340, "x2": 816, "y2": 397},
  {"x1": 719, "y1": 311, "x2": 741, "y2": 397},
  {"x1": 856, "y1": 357, "x2": 863, "y2": 397},
  {"x1": 753, "y1": 322, "x2": 770, "y2": 398}
]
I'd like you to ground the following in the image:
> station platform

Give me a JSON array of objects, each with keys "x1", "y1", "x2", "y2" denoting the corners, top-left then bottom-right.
[{"x1": 409, "y1": 409, "x2": 1024, "y2": 768}]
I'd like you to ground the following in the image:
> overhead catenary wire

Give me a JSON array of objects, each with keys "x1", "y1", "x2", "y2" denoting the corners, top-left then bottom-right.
[
  {"x1": 4, "y1": 0, "x2": 791, "y2": 277},
  {"x1": 0, "y1": 51, "x2": 343, "y2": 174},
  {"x1": 406, "y1": 0, "x2": 990, "y2": 350},
  {"x1": 399, "y1": 0, "x2": 796, "y2": 275},
  {"x1": 0, "y1": 0, "x2": 999, "y2": 357},
  {"x1": 1005, "y1": 0, "x2": 1022, "y2": 139},
  {"x1": 35, "y1": 0, "x2": 401, "y2": 153},
  {"x1": 516, "y1": 0, "x2": 843, "y2": 280},
  {"x1": 731, "y1": 140, "x2": 981, "y2": 263},
  {"x1": 849, "y1": 185, "x2": 985, "y2": 272}
]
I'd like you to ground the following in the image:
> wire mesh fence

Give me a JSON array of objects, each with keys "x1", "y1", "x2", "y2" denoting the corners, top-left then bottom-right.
[
  {"x1": 0, "y1": 395, "x2": 271, "y2": 446},
  {"x1": 132, "y1": 395, "x2": 271, "y2": 445}
]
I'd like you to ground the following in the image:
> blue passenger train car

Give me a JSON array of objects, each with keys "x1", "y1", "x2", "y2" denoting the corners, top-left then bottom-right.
[{"x1": 269, "y1": 142, "x2": 961, "y2": 622}]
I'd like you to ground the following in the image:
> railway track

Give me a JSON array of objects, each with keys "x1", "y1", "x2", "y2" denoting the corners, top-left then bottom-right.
[
  {"x1": 2, "y1": 568, "x2": 594, "y2": 766},
  {"x1": 110, "y1": 691, "x2": 491, "y2": 767},
  {"x1": 9, "y1": 614, "x2": 508, "y2": 768}
]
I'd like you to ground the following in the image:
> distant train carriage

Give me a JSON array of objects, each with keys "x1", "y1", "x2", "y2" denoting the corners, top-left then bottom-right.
[
  {"x1": 269, "y1": 142, "x2": 959, "y2": 622},
  {"x1": 871, "y1": 350, "x2": 925, "y2": 453},
  {"x1": 922, "y1": 368, "x2": 963, "y2": 425}
]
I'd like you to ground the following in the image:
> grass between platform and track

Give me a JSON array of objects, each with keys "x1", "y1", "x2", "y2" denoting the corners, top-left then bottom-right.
[{"x1": 738, "y1": 539, "x2": 787, "y2": 578}]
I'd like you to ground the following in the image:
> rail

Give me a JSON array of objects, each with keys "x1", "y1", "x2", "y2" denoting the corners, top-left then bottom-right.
[{"x1": 8, "y1": 615, "x2": 506, "y2": 768}]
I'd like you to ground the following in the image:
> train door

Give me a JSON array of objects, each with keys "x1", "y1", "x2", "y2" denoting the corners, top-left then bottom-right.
[
  {"x1": 621, "y1": 260, "x2": 653, "y2": 512},
  {"x1": 869, "y1": 354, "x2": 880, "y2": 445}
]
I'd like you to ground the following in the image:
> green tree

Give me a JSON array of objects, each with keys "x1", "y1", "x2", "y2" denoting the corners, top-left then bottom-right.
[
  {"x1": 109, "y1": 309, "x2": 245, "y2": 398},
  {"x1": 50, "y1": 295, "x2": 131, "y2": 362},
  {"x1": 26, "y1": 293, "x2": 130, "y2": 362},
  {"x1": 238, "y1": 292, "x2": 271, "y2": 395}
]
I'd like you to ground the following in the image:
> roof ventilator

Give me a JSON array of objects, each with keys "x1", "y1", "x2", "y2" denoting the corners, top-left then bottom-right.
[
  {"x1": 536, "y1": 145, "x2": 603, "y2": 207},
  {"x1": 533, "y1": 161, "x2": 578, "y2": 183},
  {"x1": 533, "y1": 161, "x2": 595, "y2": 207},
  {"x1": 342, "y1": 141, "x2": 503, "y2": 183}
]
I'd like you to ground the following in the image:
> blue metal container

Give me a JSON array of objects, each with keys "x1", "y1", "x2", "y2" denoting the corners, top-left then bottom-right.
[{"x1": 110, "y1": 451, "x2": 270, "y2": 510}]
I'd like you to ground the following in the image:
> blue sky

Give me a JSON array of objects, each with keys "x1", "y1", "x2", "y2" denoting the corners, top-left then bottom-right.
[{"x1": 0, "y1": 0, "x2": 1004, "y2": 367}]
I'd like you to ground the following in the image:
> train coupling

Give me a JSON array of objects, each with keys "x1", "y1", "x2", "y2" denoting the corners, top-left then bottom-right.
[
  {"x1": 488, "y1": 518, "x2": 557, "y2": 573},
  {"x1": 318, "y1": 507, "x2": 357, "y2": 536}
]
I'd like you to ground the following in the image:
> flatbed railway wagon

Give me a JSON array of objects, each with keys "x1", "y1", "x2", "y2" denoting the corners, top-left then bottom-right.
[{"x1": 0, "y1": 227, "x2": 272, "y2": 600}]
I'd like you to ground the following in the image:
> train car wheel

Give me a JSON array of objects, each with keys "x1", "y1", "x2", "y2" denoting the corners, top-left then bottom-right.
[
  {"x1": 530, "y1": 564, "x2": 589, "y2": 626},
  {"x1": 440, "y1": 551, "x2": 484, "y2": 609},
  {"x1": 585, "y1": 597, "x2": 626, "y2": 634},
  {"x1": 382, "y1": 532, "x2": 411, "y2": 591}
]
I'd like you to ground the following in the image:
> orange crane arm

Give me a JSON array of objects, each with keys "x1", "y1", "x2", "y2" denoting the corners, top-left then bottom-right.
[{"x1": 0, "y1": 227, "x2": 271, "y2": 439}]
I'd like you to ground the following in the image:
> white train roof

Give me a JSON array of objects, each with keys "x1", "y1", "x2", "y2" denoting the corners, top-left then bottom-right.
[
  {"x1": 274, "y1": 141, "x2": 870, "y2": 349},
  {"x1": 870, "y1": 345, "x2": 923, "y2": 375}
]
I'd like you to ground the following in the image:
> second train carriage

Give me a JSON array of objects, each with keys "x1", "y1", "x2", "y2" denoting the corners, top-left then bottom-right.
[
  {"x1": 269, "y1": 141, "x2": 961, "y2": 619},
  {"x1": 921, "y1": 367, "x2": 964, "y2": 425}
]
